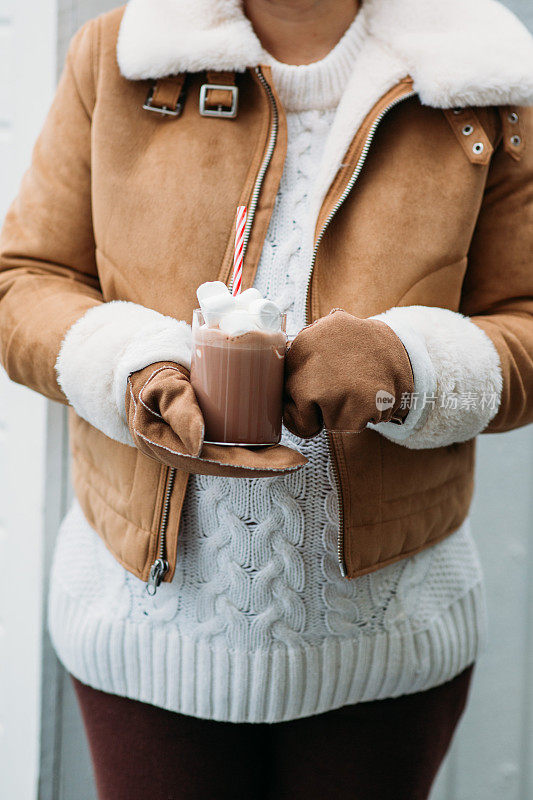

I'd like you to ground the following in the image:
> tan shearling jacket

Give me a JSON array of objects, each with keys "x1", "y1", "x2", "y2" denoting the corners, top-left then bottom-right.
[{"x1": 1, "y1": 0, "x2": 533, "y2": 591}]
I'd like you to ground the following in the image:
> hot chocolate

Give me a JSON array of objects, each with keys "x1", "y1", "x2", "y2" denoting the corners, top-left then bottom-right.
[
  {"x1": 190, "y1": 283, "x2": 286, "y2": 445},
  {"x1": 190, "y1": 323, "x2": 286, "y2": 445}
]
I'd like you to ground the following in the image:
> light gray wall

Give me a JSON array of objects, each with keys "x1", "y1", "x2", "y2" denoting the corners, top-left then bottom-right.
[
  {"x1": 39, "y1": 2, "x2": 533, "y2": 799},
  {"x1": 0, "y1": 2, "x2": 55, "y2": 798}
]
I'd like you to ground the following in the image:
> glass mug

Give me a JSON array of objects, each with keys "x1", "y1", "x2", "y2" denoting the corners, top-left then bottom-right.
[{"x1": 189, "y1": 308, "x2": 287, "y2": 446}]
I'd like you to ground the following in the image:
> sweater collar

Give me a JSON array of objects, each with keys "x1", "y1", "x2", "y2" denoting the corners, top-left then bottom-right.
[
  {"x1": 261, "y1": 12, "x2": 368, "y2": 112},
  {"x1": 117, "y1": 0, "x2": 533, "y2": 108}
]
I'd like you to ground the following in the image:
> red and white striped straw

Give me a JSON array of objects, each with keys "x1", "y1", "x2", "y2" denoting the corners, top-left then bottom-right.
[{"x1": 232, "y1": 205, "x2": 247, "y2": 296}]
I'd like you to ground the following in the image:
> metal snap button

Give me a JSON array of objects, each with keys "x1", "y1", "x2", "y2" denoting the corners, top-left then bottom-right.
[
  {"x1": 462, "y1": 124, "x2": 474, "y2": 136},
  {"x1": 508, "y1": 111, "x2": 519, "y2": 124},
  {"x1": 511, "y1": 135, "x2": 522, "y2": 146},
  {"x1": 472, "y1": 142, "x2": 484, "y2": 154}
]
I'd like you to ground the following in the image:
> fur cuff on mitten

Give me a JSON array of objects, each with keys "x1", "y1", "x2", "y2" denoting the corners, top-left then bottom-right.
[
  {"x1": 55, "y1": 301, "x2": 192, "y2": 446},
  {"x1": 370, "y1": 305, "x2": 502, "y2": 449}
]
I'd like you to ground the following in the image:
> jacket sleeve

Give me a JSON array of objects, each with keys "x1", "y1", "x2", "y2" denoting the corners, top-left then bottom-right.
[
  {"x1": 370, "y1": 106, "x2": 532, "y2": 449},
  {"x1": 0, "y1": 20, "x2": 191, "y2": 445},
  {"x1": 461, "y1": 105, "x2": 533, "y2": 433},
  {"x1": 0, "y1": 20, "x2": 103, "y2": 403}
]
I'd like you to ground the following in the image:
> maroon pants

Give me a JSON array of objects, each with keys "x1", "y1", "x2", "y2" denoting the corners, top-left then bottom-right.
[{"x1": 72, "y1": 665, "x2": 473, "y2": 800}]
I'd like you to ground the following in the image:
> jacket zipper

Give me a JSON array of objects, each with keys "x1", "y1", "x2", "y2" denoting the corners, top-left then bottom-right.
[
  {"x1": 147, "y1": 466, "x2": 176, "y2": 595},
  {"x1": 147, "y1": 68, "x2": 279, "y2": 595},
  {"x1": 229, "y1": 66, "x2": 279, "y2": 286},
  {"x1": 304, "y1": 88, "x2": 416, "y2": 578}
]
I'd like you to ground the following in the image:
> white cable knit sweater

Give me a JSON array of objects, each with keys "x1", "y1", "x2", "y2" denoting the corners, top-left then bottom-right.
[{"x1": 49, "y1": 17, "x2": 487, "y2": 723}]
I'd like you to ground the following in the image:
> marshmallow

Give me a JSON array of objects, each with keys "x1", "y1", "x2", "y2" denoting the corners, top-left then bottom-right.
[
  {"x1": 234, "y1": 287, "x2": 262, "y2": 310},
  {"x1": 200, "y1": 292, "x2": 236, "y2": 327},
  {"x1": 248, "y1": 298, "x2": 282, "y2": 331},
  {"x1": 196, "y1": 280, "x2": 230, "y2": 305},
  {"x1": 219, "y1": 309, "x2": 259, "y2": 337},
  {"x1": 195, "y1": 281, "x2": 282, "y2": 333}
]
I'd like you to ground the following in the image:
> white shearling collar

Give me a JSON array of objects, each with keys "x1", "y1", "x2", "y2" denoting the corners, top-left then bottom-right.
[
  {"x1": 117, "y1": 0, "x2": 533, "y2": 108},
  {"x1": 117, "y1": 0, "x2": 263, "y2": 79}
]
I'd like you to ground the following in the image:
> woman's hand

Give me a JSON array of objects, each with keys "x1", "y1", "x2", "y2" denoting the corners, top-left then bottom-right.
[
  {"x1": 126, "y1": 362, "x2": 204, "y2": 457},
  {"x1": 283, "y1": 309, "x2": 414, "y2": 438}
]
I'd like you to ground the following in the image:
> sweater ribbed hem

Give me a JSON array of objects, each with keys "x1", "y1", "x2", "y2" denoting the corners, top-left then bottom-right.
[{"x1": 48, "y1": 580, "x2": 486, "y2": 723}]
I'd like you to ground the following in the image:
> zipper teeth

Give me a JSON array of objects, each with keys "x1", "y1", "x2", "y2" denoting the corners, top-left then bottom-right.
[
  {"x1": 244, "y1": 67, "x2": 279, "y2": 258},
  {"x1": 157, "y1": 467, "x2": 176, "y2": 563},
  {"x1": 305, "y1": 88, "x2": 416, "y2": 579},
  {"x1": 305, "y1": 90, "x2": 416, "y2": 323},
  {"x1": 230, "y1": 66, "x2": 279, "y2": 290},
  {"x1": 147, "y1": 466, "x2": 176, "y2": 594},
  {"x1": 325, "y1": 433, "x2": 347, "y2": 577}
]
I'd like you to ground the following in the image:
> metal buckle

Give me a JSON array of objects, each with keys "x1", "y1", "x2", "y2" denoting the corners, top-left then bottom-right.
[
  {"x1": 199, "y1": 84, "x2": 239, "y2": 118},
  {"x1": 142, "y1": 85, "x2": 183, "y2": 117}
]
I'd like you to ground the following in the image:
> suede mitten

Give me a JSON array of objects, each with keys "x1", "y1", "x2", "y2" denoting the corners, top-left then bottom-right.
[
  {"x1": 283, "y1": 309, "x2": 415, "y2": 438},
  {"x1": 126, "y1": 362, "x2": 205, "y2": 456},
  {"x1": 126, "y1": 361, "x2": 309, "y2": 477}
]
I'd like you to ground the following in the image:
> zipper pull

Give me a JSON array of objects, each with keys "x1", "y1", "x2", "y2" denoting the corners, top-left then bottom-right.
[{"x1": 147, "y1": 558, "x2": 168, "y2": 596}]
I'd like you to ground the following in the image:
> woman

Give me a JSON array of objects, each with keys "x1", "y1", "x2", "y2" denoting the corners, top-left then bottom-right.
[{"x1": 1, "y1": 0, "x2": 532, "y2": 797}]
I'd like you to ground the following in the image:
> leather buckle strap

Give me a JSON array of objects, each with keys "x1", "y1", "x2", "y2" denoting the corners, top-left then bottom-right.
[
  {"x1": 143, "y1": 74, "x2": 186, "y2": 117},
  {"x1": 443, "y1": 107, "x2": 494, "y2": 166},
  {"x1": 199, "y1": 71, "x2": 239, "y2": 118},
  {"x1": 498, "y1": 106, "x2": 525, "y2": 162}
]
